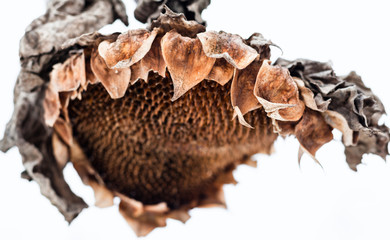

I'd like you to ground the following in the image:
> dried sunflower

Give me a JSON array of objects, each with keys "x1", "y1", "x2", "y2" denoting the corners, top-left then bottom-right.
[{"x1": 0, "y1": 0, "x2": 389, "y2": 237}]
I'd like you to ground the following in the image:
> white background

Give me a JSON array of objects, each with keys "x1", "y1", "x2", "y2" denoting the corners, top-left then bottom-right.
[{"x1": 1, "y1": 0, "x2": 390, "y2": 239}]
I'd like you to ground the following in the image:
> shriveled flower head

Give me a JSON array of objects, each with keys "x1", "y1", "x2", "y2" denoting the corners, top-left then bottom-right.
[{"x1": 1, "y1": 1, "x2": 389, "y2": 237}]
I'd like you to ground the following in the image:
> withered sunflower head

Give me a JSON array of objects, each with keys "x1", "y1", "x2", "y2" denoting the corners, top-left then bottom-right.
[{"x1": 1, "y1": 2, "x2": 389, "y2": 237}]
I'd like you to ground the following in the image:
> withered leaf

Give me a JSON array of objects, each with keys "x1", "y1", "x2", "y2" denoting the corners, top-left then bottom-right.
[
  {"x1": 135, "y1": 0, "x2": 210, "y2": 26},
  {"x1": 323, "y1": 110, "x2": 359, "y2": 146},
  {"x1": 293, "y1": 77, "x2": 329, "y2": 112},
  {"x1": 277, "y1": 58, "x2": 389, "y2": 170}
]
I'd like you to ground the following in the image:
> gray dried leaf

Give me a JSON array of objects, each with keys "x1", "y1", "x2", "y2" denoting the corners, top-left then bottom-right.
[
  {"x1": 135, "y1": 0, "x2": 210, "y2": 26},
  {"x1": 0, "y1": 0, "x2": 128, "y2": 223},
  {"x1": 276, "y1": 58, "x2": 389, "y2": 170}
]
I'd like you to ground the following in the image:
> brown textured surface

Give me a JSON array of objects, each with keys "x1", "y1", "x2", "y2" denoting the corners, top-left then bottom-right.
[{"x1": 68, "y1": 73, "x2": 277, "y2": 208}]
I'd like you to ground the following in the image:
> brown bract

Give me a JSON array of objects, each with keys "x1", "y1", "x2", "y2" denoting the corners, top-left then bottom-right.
[
  {"x1": 231, "y1": 60, "x2": 263, "y2": 128},
  {"x1": 150, "y1": 6, "x2": 206, "y2": 38},
  {"x1": 254, "y1": 61, "x2": 305, "y2": 122},
  {"x1": 90, "y1": 47, "x2": 130, "y2": 99},
  {"x1": 99, "y1": 28, "x2": 159, "y2": 69},
  {"x1": 130, "y1": 36, "x2": 167, "y2": 84},
  {"x1": 206, "y1": 58, "x2": 234, "y2": 86},
  {"x1": 197, "y1": 31, "x2": 258, "y2": 69},
  {"x1": 50, "y1": 51, "x2": 85, "y2": 92},
  {"x1": 161, "y1": 30, "x2": 215, "y2": 101},
  {"x1": 295, "y1": 109, "x2": 334, "y2": 157},
  {"x1": 43, "y1": 83, "x2": 61, "y2": 127}
]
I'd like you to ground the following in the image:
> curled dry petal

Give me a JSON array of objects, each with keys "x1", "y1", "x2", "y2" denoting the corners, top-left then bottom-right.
[
  {"x1": 99, "y1": 28, "x2": 158, "y2": 69},
  {"x1": 323, "y1": 110, "x2": 359, "y2": 146},
  {"x1": 53, "y1": 118, "x2": 73, "y2": 146},
  {"x1": 130, "y1": 36, "x2": 167, "y2": 84},
  {"x1": 231, "y1": 60, "x2": 263, "y2": 127},
  {"x1": 50, "y1": 51, "x2": 85, "y2": 92},
  {"x1": 254, "y1": 61, "x2": 305, "y2": 121},
  {"x1": 206, "y1": 58, "x2": 234, "y2": 85},
  {"x1": 199, "y1": 187, "x2": 226, "y2": 209},
  {"x1": 293, "y1": 77, "x2": 327, "y2": 112},
  {"x1": 134, "y1": 0, "x2": 210, "y2": 26},
  {"x1": 197, "y1": 31, "x2": 258, "y2": 69},
  {"x1": 245, "y1": 32, "x2": 273, "y2": 60},
  {"x1": 43, "y1": 83, "x2": 61, "y2": 127},
  {"x1": 85, "y1": 50, "x2": 99, "y2": 85},
  {"x1": 150, "y1": 5, "x2": 206, "y2": 38},
  {"x1": 295, "y1": 109, "x2": 334, "y2": 157},
  {"x1": 90, "y1": 47, "x2": 130, "y2": 99},
  {"x1": 118, "y1": 195, "x2": 169, "y2": 237},
  {"x1": 70, "y1": 142, "x2": 114, "y2": 208},
  {"x1": 161, "y1": 30, "x2": 215, "y2": 101},
  {"x1": 52, "y1": 132, "x2": 69, "y2": 170}
]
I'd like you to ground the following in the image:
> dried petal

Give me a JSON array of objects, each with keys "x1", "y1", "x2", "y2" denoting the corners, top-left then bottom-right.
[
  {"x1": 295, "y1": 109, "x2": 333, "y2": 157},
  {"x1": 199, "y1": 187, "x2": 226, "y2": 209},
  {"x1": 70, "y1": 142, "x2": 114, "y2": 208},
  {"x1": 43, "y1": 83, "x2": 60, "y2": 127},
  {"x1": 84, "y1": 50, "x2": 99, "y2": 85},
  {"x1": 53, "y1": 118, "x2": 73, "y2": 146},
  {"x1": 50, "y1": 51, "x2": 85, "y2": 92},
  {"x1": 245, "y1": 32, "x2": 273, "y2": 60},
  {"x1": 197, "y1": 31, "x2": 258, "y2": 69},
  {"x1": 150, "y1": 5, "x2": 206, "y2": 38},
  {"x1": 168, "y1": 210, "x2": 191, "y2": 223},
  {"x1": 293, "y1": 77, "x2": 328, "y2": 112},
  {"x1": 90, "y1": 47, "x2": 130, "y2": 99},
  {"x1": 255, "y1": 61, "x2": 305, "y2": 121},
  {"x1": 52, "y1": 132, "x2": 69, "y2": 170},
  {"x1": 99, "y1": 28, "x2": 158, "y2": 69},
  {"x1": 345, "y1": 128, "x2": 389, "y2": 171},
  {"x1": 130, "y1": 36, "x2": 167, "y2": 84},
  {"x1": 161, "y1": 30, "x2": 215, "y2": 100},
  {"x1": 206, "y1": 58, "x2": 234, "y2": 85},
  {"x1": 231, "y1": 60, "x2": 263, "y2": 127},
  {"x1": 323, "y1": 110, "x2": 359, "y2": 146},
  {"x1": 135, "y1": 0, "x2": 210, "y2": 26},
  {"x1": 118, "y1": 195, "x2": 168, "y2": 237}
]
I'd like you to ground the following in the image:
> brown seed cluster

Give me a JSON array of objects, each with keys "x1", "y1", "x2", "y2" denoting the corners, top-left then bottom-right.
[{"x1": 69, "y1": 74, "x2": 276, "y2": 208}]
